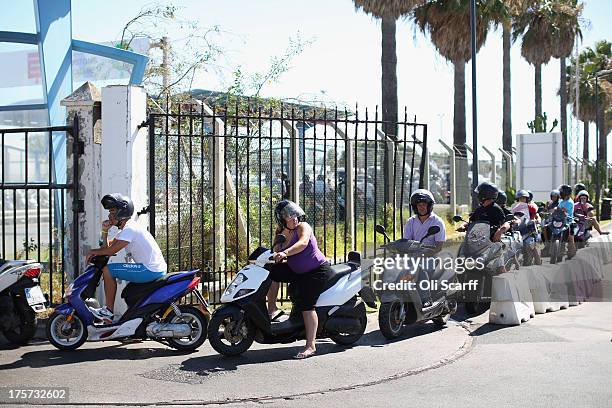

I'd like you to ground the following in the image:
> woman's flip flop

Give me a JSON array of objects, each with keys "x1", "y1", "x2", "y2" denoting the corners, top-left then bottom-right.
[{"x1": 294, "y1": 350, "x2": 316, "y2": 359}]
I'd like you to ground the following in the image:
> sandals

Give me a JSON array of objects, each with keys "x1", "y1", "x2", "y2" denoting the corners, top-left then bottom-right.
[{"x1": 294, "y1": 349, "x2": 316, "y2": 359}]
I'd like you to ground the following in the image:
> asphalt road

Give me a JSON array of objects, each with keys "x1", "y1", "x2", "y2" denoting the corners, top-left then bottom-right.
[{"x1": 1, "y1": 247, "x2": 611, "y2": 407}]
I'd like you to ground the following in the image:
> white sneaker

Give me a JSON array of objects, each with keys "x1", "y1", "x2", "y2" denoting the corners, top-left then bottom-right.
[{"x1": 90, "y1": 306, "x2": 114, "y2": 324}]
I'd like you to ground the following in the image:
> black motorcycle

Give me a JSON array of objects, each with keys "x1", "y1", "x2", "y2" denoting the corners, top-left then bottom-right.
[{"x1": 453, "y1": 214, "x2": 517, "y2": 315}]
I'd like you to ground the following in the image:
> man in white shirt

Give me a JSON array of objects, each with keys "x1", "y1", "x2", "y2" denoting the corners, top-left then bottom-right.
[
  {"x1": 402, "y1": 189, "x2": 446, "y2": 306},
  {"x1": 403, "y1": 189, "x2": 446, "y2": 254},
  {"x1": 86, "y1": 193, "x2": 167, "y2": 322}
]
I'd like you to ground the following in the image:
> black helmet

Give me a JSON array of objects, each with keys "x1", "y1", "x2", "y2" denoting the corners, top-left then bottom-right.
[
  {"x1": 550, "y1": 189, "x2": 560, "y2": 199},
  {"x1": 474, "y1": 182, "x2": 499, "y2": 203},
  {"x1": 101, "y1": 193, "x2": 134, "y2": 221},
  {"x1": 274, "y1": 200, "x2": 305, "y2": 229},
  {"x1": 496, "y1": 191, "x2": 508, "y2": 206},
  {"x1": 559, "y1": 184, "x2": 572, "y2": 198},
  {"x1": 410, "y1": 189, "x2": 435, "y2": 214},
  {"x1": 574, "y1": 183, "x2": 586, "y2": 195},
  {"x1": 516, "y1": 189, "x2": 529, "y2": 201},
  {"x1": 527, "y1": 190, "x2": 534, "y2": 203}
]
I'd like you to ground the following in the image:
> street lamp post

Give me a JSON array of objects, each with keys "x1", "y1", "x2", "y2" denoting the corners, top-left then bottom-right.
[{"x1": 469, "y1": 0, "x2": 479, "y2": 209}]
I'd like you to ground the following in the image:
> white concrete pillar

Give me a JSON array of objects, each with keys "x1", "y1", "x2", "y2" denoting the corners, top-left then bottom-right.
[
  {"x1": 61, "y1": 82, "x2": 103, "y2": 281},
  {"x1": 101, "y1": 85, "x2": 148, "y2": 314},
  {"x1": 101, "y1": 85, "x2": 148, "y2": 235}
]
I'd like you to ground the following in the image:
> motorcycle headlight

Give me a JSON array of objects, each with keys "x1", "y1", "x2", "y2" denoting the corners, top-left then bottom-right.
[
  {"x1": 224, "y1": 273, "x2": 248, "y2": 296},
  {"x1": 553, "y1": 221, "x2": 563, "y2": 228}
]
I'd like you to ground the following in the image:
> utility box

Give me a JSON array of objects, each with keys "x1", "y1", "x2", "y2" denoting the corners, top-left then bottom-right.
[{"x1": 515, "y1": 132, "x2": 563, "y2": 202}]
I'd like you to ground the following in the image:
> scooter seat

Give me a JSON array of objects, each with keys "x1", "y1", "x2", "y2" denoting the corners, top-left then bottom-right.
[
  {"x1": 121, "y1": 271, "x2": 195, "y2": 305},
  {"x1": 322, "y1": 264, "x2": 355, "y2": 291}
]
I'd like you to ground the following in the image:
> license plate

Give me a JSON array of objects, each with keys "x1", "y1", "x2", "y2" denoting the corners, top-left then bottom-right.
[{"x1": 25, "y1": 286, "x2": 46, "y2": 306}]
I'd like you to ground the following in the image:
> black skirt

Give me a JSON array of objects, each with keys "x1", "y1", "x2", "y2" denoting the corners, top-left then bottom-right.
[{"x1": 266, "y1": 262, "x2": 333, "y2": 311}]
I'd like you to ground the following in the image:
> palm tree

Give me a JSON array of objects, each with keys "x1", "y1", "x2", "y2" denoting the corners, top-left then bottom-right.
[
  {"x1": 488, "y1": 1, "x2": 529, "y2": 168},
  {"x1": 513, "y1": 0, "x2": 582, "y2": 156},
  {"x1": 550, "y1": 0, "x2": 582, "y2": 157},
  {"x1": 566, "y1": 41, "x2": 612, "y2": 163},
  {"x1": 353, "y1": 1, "x2": 425, "y2": 204},
  {"x1": 413, "y1": 0, "x2": 492, "y2": 202},
  {"x1": 353, "y1": 1, "x2": 425, "y2": 139},
  {"x1": 512, "y1": 0, "x2": 555, "y2": 120}
]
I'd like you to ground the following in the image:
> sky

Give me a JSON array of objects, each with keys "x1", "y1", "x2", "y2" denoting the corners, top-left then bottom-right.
[{"x1": 2, "y1": 0, "x2": 611, "y2": 157}]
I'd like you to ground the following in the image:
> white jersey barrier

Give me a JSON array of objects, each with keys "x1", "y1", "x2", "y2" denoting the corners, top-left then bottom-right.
[
  {"x1": 489, "y1": 272, "x2": 535, "y2": 325},
  {"x1": 489, "y1": 233, "x2": 610, "y2": 325}
]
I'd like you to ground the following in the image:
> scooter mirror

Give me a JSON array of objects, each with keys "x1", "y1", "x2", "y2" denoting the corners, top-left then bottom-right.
[
  {"x1": 425, "y1": 225, "x2": 440, "y2": 237},
  {"x1": 374, "y1": 224, "x2": 391, "y2": 242},
  {"x1": 513, "y1": 212, "x2": 524, "y2": 218},
  {"x1": 452, "y1": 215, "x2": 463, "y2": 223},
  {"x1": 374, "y1": 224, "x2": 386, "y2": 235},
  {"x1": 505, "y1": 214, "x2": 518, "y2": 222}
]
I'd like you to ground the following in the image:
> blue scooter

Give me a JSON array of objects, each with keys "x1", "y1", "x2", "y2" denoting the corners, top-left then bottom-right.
[{"x1": 46, "y1": 256, "x2": 209, "y2": 351}]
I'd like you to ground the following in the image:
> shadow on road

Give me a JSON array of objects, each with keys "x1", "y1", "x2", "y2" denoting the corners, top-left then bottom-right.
[
  {"x1": 0, "y1": 343, "x2": 192, "y2": 370},
  {"x1": 177, "y1": 323, "x2": 450, "y2": 377}
]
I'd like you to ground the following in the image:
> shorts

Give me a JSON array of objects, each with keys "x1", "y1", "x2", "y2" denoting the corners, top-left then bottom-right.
[
  {"x1": 266, "y1": 262, "x2": 333, "y2": 311},
  {"x1": 107, "y1": 263, "x2": 166, "y2": 283}
]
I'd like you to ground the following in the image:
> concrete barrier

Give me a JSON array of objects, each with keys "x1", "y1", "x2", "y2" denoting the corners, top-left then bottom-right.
[
  {"x1": 573, "y1": 247, "x2": 604, "y2": 282},
  {"x1": 558, "y1": 259, "x2": 587, "y2": 305},
  {"x1": 521, "y1": 265, "x2": 557, "y2": 313},
  {"x1": 538, "y1": 264, "x2": 569, "y2": 309},
  {"x1": 588, "y1": 236, "x2": 610, "y2": 265},
  {"x1": 488, "y1": 230, "x2": 612, "y2": 325},
  {"x1": 489, "y1": 272, "x2": 534, "y2": 325}
]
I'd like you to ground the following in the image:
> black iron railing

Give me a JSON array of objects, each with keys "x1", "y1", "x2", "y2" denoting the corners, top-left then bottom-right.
[
  {"x1": 147, "y1": 101, "x2": 427, "y2": 304},
  {"x1": 0, "y1": 118, "x2": 79, "y2": 304}
]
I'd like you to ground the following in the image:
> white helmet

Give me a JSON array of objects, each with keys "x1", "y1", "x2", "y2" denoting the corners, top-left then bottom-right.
[{"x1": 576, "y1": 190, "x2": 589, "y2": 200}]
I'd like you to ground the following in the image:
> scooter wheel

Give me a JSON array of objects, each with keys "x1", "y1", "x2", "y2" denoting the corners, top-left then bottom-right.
[
  {"x1": 165, "y1": 305, "x2": 209, "y2": 351},
  {"x1": 3, "y1": 305, "x2": 37, "y2": 345},
  {"x1": 378, "y1": 301, "x2": 406, "y2": 339},
  {"x1": 330, "y1": 313, "x2": 367, "y2": 346},
  {"x1": 46, "y1": 312, "x2": 87, "y2": 351},
  {"x1": 208, "y1": 311, "x2": 254, "y2": 356}
]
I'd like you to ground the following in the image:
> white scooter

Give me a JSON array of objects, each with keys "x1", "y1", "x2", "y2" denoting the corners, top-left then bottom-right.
[
  {"x1": 207, "y1": 235, "x2": 376, "y2": 356},
  {"x1": 0, "y1": 260, "x2": 46, "y2": 345}
]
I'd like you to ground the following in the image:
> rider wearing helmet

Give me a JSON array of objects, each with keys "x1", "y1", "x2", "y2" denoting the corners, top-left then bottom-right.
[
  {"x1": 467, "y1": 182, "x2": 510, "y2": 242},
  {"x1": 496, "y1": 191, "x2": 512, "y2": 216},
  {"x1": 267, "y1": 199, "x2": 332, "y2": 359},
  {"x1": 514, "y1": 189, "x2": 538, "y2": 220},
  {"x1": 574, "y1": 183, "x2": 587, "y2": 202},
  {"x1": 548, "y1": 189, "x2": 560, "y2": 210},
  {"x1": 403, "y1": 189, "x2": 446, "y2": 254},
  {"x1": 85, "y1": 193, "x2": 167, "y2": 323},
  {"x1": 575, "y1": 190, "x2": 609, "y2": 235},
  {"x1": 557, "y1": 184, "x2": 577, "y2": 257}
]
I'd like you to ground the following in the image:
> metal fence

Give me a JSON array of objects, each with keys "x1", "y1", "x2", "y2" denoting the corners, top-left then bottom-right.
[
  {"x1": 147, "y1": 100, "x2": 427, "y2": 304},
  {"x1": 0, "y1": 118, "x2": 79, "y2": 304}
]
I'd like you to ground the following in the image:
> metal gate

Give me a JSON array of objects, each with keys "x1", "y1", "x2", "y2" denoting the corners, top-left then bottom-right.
[
  {"x1": 146, "y1": 100, "x2": 427, "y2": 304},
  {"x1": 0, "y1": 116, "x2": 80, "y2": 304}
]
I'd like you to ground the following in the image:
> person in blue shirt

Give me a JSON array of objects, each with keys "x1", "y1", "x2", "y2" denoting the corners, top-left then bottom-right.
[{"x1": 557, "y1": 184, "x2": 576, "y2": 257}]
